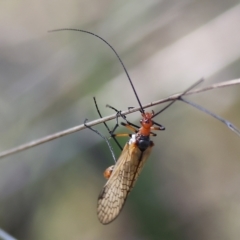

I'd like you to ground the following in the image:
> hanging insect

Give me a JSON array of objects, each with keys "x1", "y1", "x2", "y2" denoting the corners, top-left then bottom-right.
[
  {"x1": 93, "y1": 80, "x2": 201, "y2": 224},
  {"x1": 49, "y1": 28, "x2": 240, "y2": 224}
]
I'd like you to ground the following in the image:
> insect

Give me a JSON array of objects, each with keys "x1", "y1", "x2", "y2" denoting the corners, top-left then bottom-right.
[
  {"x1": 94, "y1": 81, "x2": 200, "y2": 224},
  {"x1": 49, "y1": 28, "x2": 240, "y2": 224},
  {"x1": 97, "y1": 113, "x2": 161, "y2": 224}
]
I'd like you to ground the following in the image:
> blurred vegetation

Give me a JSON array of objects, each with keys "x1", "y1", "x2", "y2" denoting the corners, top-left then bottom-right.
[{"x1": 0, "y1": 0, "x2": 240, "y2": 239}]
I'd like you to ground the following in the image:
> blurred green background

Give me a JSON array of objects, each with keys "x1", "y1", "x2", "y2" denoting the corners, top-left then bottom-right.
[{"x1": 0, "y1": 0, "x2": 240, "y2": 239}]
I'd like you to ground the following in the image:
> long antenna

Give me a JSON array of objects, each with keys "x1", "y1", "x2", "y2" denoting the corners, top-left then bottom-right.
[
  {"x1": 152, "y1": 78, "x2": 204, "y2": 118},
  {"x1": 49, "y1": 29, "x2": 239, "y2": 137},
  {"x1": 180, "y1": 98, "x2": 240, "y2": 137},
  {"x1": 48, "y1": 28, "x2": 144, "y2": 112}
]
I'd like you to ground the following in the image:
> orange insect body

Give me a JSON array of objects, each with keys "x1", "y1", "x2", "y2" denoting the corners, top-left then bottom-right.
[
  {"x1": 97, "y1": 111, "x2": 163, "y2": 224},
  {"x1": 138, "y1": 112, "x2": 154, "y2": 136}
]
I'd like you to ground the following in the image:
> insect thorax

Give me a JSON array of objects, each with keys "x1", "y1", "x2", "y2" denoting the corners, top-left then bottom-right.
[{"x1": 129, "y1": 134, "x2": 151, "y2": 152}]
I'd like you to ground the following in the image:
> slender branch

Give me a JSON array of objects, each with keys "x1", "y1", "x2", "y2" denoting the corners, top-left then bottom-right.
[{"x1": 0, "y1": 79, "x2": 239, "y2": 159}]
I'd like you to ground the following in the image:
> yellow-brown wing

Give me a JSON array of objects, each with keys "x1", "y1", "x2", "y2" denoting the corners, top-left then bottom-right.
[{"x1": 97, "y1": 142, "x2": 153, "y2": 224}]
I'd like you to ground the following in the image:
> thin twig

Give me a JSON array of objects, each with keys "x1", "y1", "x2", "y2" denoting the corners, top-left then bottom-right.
[{"x1": 0, "y1": 79, "x2": 239, "y2": 159}]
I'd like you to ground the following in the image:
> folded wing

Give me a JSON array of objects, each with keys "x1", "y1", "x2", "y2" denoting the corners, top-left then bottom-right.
[{"x1": 97, "y1": 142, "x2": 152, "y2": 224}]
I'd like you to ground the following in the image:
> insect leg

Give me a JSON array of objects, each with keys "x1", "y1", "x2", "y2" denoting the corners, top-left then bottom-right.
[
  {"x1": 106, "y1": 104, "x2": 127, "y2": 135},
  {"x1": 107, "y1": 104, "x2": 145, "y2": 131},
  {"x1": 84, "y1": 119, "x2": 117, "y2": 163},
  {"x1": 94, "y1": 97, "x2": 123, "y2": 151}
]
